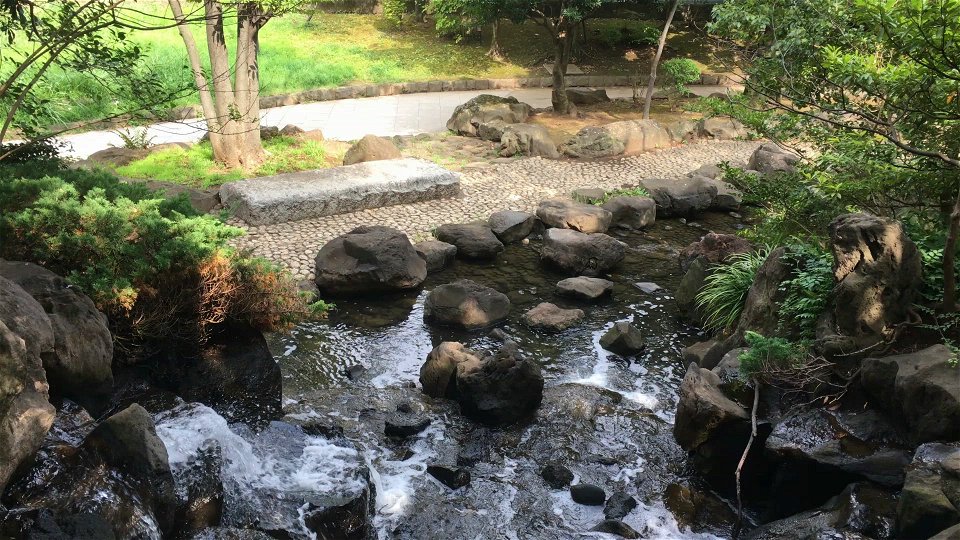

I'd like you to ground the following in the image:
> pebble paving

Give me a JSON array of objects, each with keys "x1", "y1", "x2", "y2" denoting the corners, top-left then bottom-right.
[{"x1": 228, "y1": 140, "x2": 762, "y2": 280}]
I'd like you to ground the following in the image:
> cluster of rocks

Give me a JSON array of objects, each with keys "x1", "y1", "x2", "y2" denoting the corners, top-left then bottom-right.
[
  {"x1": 0, "y1": 258, "x2": 372, "y2": 539},
  {"x1": 672, "y1": 205, "x2": 960, "y2": 538},
  {"x1": 446, "y1": 94, "x2": 753, "y2": 161}
]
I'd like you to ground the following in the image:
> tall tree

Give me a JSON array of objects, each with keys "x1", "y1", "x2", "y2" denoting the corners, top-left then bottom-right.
[
  {"x1": 168, "y1": 0, "x2": 292, "y2": 169},
  {"x1": 709, "y1": 0, "x2": 960, "y2": 308},
  {"x1": 642, "y1": 0, "x2": 679, "y2": 118}
]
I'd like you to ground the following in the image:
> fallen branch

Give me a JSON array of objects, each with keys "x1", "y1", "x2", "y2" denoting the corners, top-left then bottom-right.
[{"x1": 733, "y1": 380, "x2": 760, "y2": 539}]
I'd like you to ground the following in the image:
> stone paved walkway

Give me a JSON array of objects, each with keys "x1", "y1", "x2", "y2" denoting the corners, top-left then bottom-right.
[
  {"x1": 60, "y1": 86, "x2": 733, "y2": 159},
  {"x1": 230, "y1": 140, "x2": 761, "y2": 280}
]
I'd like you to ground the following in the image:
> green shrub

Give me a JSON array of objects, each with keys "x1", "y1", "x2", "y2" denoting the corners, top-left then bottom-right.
[
  {"x1": 585, "y1": 186, "x2": 651, "y2": 206},
  {"x1": 739, "y1": 331, "x2": 809, "y2": 380},
  {"x1": 696, "y1": 249, "x2": 769, "y2": 333},
  {"x1": 660, "y1": 58, "x2": 701, "y2": 94},
  {"x1": 0, "y1": 163, "x2": 318, "y2": 358}
]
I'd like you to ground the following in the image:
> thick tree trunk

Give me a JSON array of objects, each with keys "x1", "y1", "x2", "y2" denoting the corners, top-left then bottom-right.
[
  {"x1": 235, "y1": 3, "x2": 265, "y2": 167},
  {"x1": 642, "y1": 0, "x2": 680, "y2": 119},
  {"x1": 942, "y1": 185, "x2": 960, "y2": 311},
  {"x1": 486, "y1": 18, "x2": 504, "y2": 59},
  {"x1": 551, "y1": 26, "x2": 575, "y2": 114}
]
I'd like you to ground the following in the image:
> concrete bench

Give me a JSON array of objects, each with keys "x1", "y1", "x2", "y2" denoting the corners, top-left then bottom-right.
[{"x1": 220, "y1": 158, "x2": 461, "y2": 226}]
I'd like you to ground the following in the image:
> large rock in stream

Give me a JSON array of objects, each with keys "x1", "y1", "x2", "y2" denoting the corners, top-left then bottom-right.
[
  {"x1": 817, "y1": 213, "x2": 922, "y2": 358},
  {"x1": 536, "y1": 198, "x2": 612, "y2": 233},
  {"x1": 861, "y1": 344, "x2": 960, "y2": 444},
  {"x1": 0, "y1": 261, "x2": 114, "y2": 415},
  {"x1": 455, "y1": 345, "x2": 545, "y2": 425},
  {"x1": 315, "y1": 225, "x2": 427, "y2": 295},
  {"x1": 0, "y1": 275, "x2": 56, "y2": 495},
  {"x1": 540, "y1": 229, "x2": 625, "y2": 276},
  {"x1": 434, "y1": 222, "x2": 505, "y2": 260},
  {"x1": 3, "y1": 403, "x2": 178, "y2": 538},
  {"x1": 896, "y1": 443, "x2": 960, "y2": 539},
  {"x1": 423, "y1": 279, "x2": 511, "y2": 329}
]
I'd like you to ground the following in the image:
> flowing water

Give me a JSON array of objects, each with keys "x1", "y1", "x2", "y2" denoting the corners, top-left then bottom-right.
[{"x1": 155, "y1": 213, "x2": 746, "y2": 539}]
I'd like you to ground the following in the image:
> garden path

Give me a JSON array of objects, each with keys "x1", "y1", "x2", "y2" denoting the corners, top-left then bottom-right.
[
  {"x1": 228, "y1": 140, "x2": 762, "y2": 280},
  {"x1": 60, "y1": 85, "x2": 733, "y2": 158}
]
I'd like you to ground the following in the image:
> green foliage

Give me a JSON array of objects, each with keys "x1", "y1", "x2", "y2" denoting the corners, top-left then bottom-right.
[
  {"x1": 778, "y1": 244, "x2": 834, "y2": 338},
  {"x1": 659, "y1": 58, "x2": 701, "y2": 94},
  {"x1": 595, "y1": 20, "x2": 660, "y2": 48},
  {"x1": 697, "y1": 249, "x2": 769, "y2": 333},
  {"x1": 739, "y1": 331, "x2": 809, "y2": 380},
  {"x1": 588, "y1": 186, "x2": 650, "y2": 206},
  {"x1": 0, "y1": 163, "x2": 317, "y2": 355},
  {"x1": 113, "y1": 128, "x2": 155, "y2": 150},
  {"x1": 116, "y1": 136, "x2": 331, "y2": 187},
  {"x1": 383, "y1": 0, "x2": 408, "y2": 23}
]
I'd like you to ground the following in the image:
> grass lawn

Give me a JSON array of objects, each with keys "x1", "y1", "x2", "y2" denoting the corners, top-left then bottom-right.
[
  {"x1": 13, "y1": 6, "x2": 729, "y2": 130},
  {"x1": 116, "y1": 136, "x2": 346, "y2": 187}
]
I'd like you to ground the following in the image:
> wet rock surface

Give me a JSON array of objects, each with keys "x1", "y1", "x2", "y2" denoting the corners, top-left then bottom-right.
[
  {"x1": 540, "y1": 228, "x2": 625, "y2": 276},
  {"x1": 522, "y1": 302, "x2": 585, "y2": 332},
  {"x1": 488, "y1": 210, "x2": 538, "y2": 243},
  {"x1": 314, "y1": 225, "x2": 427, "y2": 295},
  {"x1": 434, "y1": 222, "x2": 505, "y2": 260},
  {"x1": 556, "y1": 276, "x2": 614, "y2": 301},
  {"x1": 414, "y1": 239, "x2": 457, "y2": 273},
  {"x1": 536, "y1": 198, "x2": 613, "y2": 233},
  {"x1": 423, "y1": 279, "x2": 511, "y2": 329}
]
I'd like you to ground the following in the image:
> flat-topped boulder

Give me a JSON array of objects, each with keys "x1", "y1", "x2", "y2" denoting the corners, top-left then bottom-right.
[{"x1": 220, "y1": 158, "x2": 460, "y2": 226}]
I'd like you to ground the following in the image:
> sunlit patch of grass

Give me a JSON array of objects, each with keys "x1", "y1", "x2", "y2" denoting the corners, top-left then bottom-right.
[{"x1": 116, "y1": 136, "x2": 334, "y2": 187}]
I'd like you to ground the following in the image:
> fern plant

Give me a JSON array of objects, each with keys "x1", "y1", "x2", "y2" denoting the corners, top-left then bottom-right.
[
  {"x1": 739, "y1": 331, "x2": 809, "y2": 380},
  {"x1": 112, "y1": 127, "x2": 155, "y2": 150},
  {"x1": 696, "y1": 249, "x2": 769, "y2": 333},
  {"x1": 778, "y1": 245, "x2": 834, "y2": 338},
  {"x1": 590, "y1": 186, "x2": 651, "y2": 206}
]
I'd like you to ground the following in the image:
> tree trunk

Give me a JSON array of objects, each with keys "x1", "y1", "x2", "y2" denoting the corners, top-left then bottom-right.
[
  {"x1": 642, "y1": 0, "x2": 680, "y2": 119},
  {"x1": 942, "y1": 184, "x2": 960, "y2": 312},
  {"x1": 234, "y1": 3, "x2": 265, "y2": 167},
  {"x1": 551, "y1": 25, "x2": 575, "y2": 114},
  {"x1": 486, "y1": 18, "x2": 504, "y2": 59}
]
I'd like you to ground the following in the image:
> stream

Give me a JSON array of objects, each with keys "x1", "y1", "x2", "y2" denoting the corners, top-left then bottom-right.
[{"x1": 152, "y1": 212, "x2": 746, "y2": 539}]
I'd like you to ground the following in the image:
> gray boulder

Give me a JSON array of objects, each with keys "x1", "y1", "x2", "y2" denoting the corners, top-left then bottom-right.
[
  {"x1": 747, "y1": 142, "x2": 800, "y2": 175},
  {"x1": 664, "y1": 119, "x2": 699, "y2": 143},
  {"x1": 0, "y1": 261, "x2": 113, "y2": 415},
  {"x1": 566, "y1": 88, "x2": 610, "y2": 105},
  {"x1": 522, "y1": 302, "x2": 584, "y2": 332},
  {"x1": 601, "y1": 196, "x2": 656, "y2": 229},
  {"x1": 499, "y1": 124, "x2": 559, "y2": 158},
  {"x1": 603, "y1": 120, "x2": 673, "y2": 155},
  {"x1": 709, "y1": 178, "x2": 742, "y2": 211},
  {"x1": 342, "y1": 135, "x2": 402, "y2": 165},
  {"x1": 488, "y1": 210, "x2": 537, "y2": 243},
  {"x1": 571, "y1": 187, "x2": 607, "y2": 204},
  {"x1": 83, "y1": 403, "x2": 177, "y2": 533},
  {"x1": 477, "y1": 120, "x2": 507, "y2": 142},
  {"x1": 896, "y1": 443, "x2": 960, "y2": 539},
  {"x1": 744, "y1": 482, "x2": 897, "y2": 540},
  {"x1": 447, "y1": 95, "x2": 533, "y2": 137},
  {"x1": 682, "y1": 339, "x2": 725, "y2": 370},
  {"x1": 315, "y1": 225, "x2": 427, "y2": 294},
  {"x1": 434, "y1": 222, "x2": 505, "y2": 259},
  {"x1": 424, "y1": 279, "x2": 510, "y2": 329},
  {"x1": 765, "y1": 408, "x2": 912, "y2": 488},
  {"x1": 599, "y1": 322, "x2": 645, "y2": 356},
  {"x1": 0, "y1": 276, "x2": 56, "y2": 495},
  {"x1": 540, "y1": 229, "x2": 625, "y2": 276},
  {"x1": 818, "y1": 213, "x2": 922, "y2": 358},
  {"x1": 932, "y1": 523, "x2": 960, "y2": 539},
  {"x1": 687, "y1": 163, "x2": 724, "y2": 179},
  {"x1": 414, "y1": 240, "x2": 458, "y2": 273},
  {"x1": 640, "y1": 177, "x2": 719, "y2": 217},
  {"x1": 536, "y1": 198, "x2": 612, "y2": 233},
  {"x1": 455, "y1": 345, "x2": 544, "y2": 425},
  {"x1": 556, "y1": 276, "x2": 614, "y2": 301},
  {"x1": 697, "y1": 117, "x2": 749, "y2": 140},
  {"x1": 674, "y1": 258, "x2": 710, "y2": 324},
  {"x1": 861, "y1": 345, "x2": 960, "y2": 443},
  {"x1": 674, "y1": 363, "x2": 749, "y2": 452},
  {"x1": 420, "y1": 342, "x2": 482, "y2": 398},
  {"x1": 561, "y1": 126, "x2": 626, "y2": 159}
]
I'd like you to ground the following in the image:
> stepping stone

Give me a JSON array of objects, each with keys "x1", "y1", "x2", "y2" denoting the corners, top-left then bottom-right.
[
  {"x1": 522, "y1": 302, "x2": 584, "y2": 332},
  {"x1": 556, "y1": 277, "x2": 614, "y2": 301}
]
